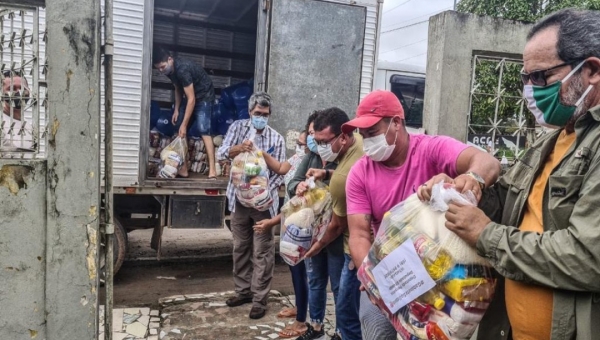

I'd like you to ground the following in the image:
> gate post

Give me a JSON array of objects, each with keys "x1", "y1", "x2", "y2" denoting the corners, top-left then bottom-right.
[
  {"x1": 423, "y1": 11, "x2": 531, "y2": 141},
  {"x1": 45, "y1": 0, "x2": 102, "y2": 338}
]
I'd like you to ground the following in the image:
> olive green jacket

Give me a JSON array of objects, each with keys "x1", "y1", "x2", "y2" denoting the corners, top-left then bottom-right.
[{"x1": 477, "y1": 106, "x2": 600, "y2": 340}]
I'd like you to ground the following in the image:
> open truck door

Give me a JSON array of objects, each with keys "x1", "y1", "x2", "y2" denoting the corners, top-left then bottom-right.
[{"x1": 257, "y1": 0, "x2": 373, "y2": 143}]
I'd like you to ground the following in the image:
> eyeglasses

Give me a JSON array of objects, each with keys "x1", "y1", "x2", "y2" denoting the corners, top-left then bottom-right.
[
  {"x1": 520, "y1": 60, "x2": 582, "y2": 86},
  {"x1": 316, "y1": 133, "x2": 341, "y2": 147}
]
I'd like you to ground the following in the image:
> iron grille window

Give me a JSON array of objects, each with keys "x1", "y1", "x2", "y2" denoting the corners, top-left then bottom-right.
[
  {"x1": 0, "y1": 6, "x2": 45, "y2": 159},
  {"x1": 467, "y1": 55, "x2": 545, "y2": 161}
]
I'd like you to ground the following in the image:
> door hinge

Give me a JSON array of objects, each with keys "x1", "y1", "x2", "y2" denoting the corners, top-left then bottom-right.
[
  {"x1": 262, "y1": 0, "x2": 270, "y2": 11},
  {"x1": 100, "y1": 223, "x2": 115, "y2": 235}
]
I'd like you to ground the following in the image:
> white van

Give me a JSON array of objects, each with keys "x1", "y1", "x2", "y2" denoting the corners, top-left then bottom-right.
[{"x1": 374, "y1": 60, "x2": 426, "y2": 133}]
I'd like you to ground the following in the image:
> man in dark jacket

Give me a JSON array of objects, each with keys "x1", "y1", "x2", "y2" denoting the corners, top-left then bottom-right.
[{"x1": 438, "y1": 9, "x2": 600, "y2": 340}]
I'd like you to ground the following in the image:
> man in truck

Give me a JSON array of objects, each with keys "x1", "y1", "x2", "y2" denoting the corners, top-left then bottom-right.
[
  {"x1": 152, "y1": 47, "x2": 217, "y2": 178},
  {"x1": 217, "y1": 92, "x2": 286, "y2": 320}
]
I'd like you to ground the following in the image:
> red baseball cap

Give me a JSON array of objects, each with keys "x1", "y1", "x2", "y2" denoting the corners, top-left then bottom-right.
[{"x1": 342, "y1": 90, "x2": 404, "y2": 133}]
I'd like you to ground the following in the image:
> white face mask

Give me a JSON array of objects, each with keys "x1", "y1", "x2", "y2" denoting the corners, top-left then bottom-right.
[
  {"x1": 317, "y1": 135, "x2": 341, "y2": 162},
  {"x1": 363, "y1": 120, "x2": 397, "y2": 162},
  {"x1": 295, "y1": 144, "x2": 306, "y2": 157}
]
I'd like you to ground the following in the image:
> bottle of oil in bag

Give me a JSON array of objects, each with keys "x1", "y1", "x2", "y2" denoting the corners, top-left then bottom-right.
[
  {"x1": 417, "y1": 289, "x2": 445, "y2": 310},
  {"x1": 400, "y1": 226, "x2": 454, "y2": 281}
]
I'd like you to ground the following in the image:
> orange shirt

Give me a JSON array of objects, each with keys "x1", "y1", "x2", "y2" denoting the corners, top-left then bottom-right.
[{"x1": 504, "y1": 130, "x2": 576, "y2": 340}]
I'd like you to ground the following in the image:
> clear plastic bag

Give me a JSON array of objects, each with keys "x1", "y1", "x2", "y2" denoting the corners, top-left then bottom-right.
[
  {"x1": 230, "y1": 146, "x2": 272, "y2": 211},
  {"x1": 358, "y1": 182, "x2": 495, "y2": 340},
  {"x1": 158, "y1": 137, "x2": 187, "y2": 179},
  {"x1": 279, "y1": 177, "x2": 332, "y2": 266}
]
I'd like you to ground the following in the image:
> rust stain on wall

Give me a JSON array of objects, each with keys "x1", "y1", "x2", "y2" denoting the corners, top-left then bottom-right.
[
  {"x1": 0, "y1": 165, "x2": 32, "y2": 195},
  {"x1": 48, "y1": 117, "x2": 60, "y2": 148},
  {"x1": 85, "y1": 224, "x2": 97, "y2": 281}
]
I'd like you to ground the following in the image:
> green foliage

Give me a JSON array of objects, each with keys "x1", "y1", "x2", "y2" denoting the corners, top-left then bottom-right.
[
  {"x1": 457, "y1": 0, "x2": 600, "y2": 22},
  {"x1": 469, "y1": 58, "x2": 526, "y2": 135}
]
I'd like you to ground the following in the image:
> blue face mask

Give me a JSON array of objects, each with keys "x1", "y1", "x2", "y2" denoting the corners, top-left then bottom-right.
[
  {"x1": 252, "y1": 116, "x2": 268, "y2": 130},
  {"x1": 307, "y1": 135, "x2": 318, "y2": 153}
]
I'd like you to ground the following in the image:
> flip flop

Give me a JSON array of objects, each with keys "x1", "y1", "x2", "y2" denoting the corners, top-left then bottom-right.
[
  {"x1": 276, "y1": 307, "x2": 297, "y2": 318},
  {"x1": 278, "y1": 327, "x2": 306, "y2": 338},
  {"x1": 208, "y1": 174, "x2": 218, "y2": 180}
]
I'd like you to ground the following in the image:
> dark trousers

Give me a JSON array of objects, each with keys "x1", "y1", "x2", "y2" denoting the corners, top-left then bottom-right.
[
  {"x1": 231, "y1": 201, "x2": 274, "y2": 308},
  {"x1": 290, "y1": 262, "x2": 308, "y2": 322}
]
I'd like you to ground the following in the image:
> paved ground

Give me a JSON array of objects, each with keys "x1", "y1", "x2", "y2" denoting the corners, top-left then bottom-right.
[
  {"x1": 99, "y1": 227, "x2": 477, "y2": 340},
  {"x1": 158, "y1": 291, "x2": 336, "y2": 340},
  {"x1": 100, "y1": 290, "x2": 337, "y2": 340},
  {"x1": 103, "y1": 229, "x2": 294, "y2": 308},
  {"x1": 124, "y1": 229, "x2": 236, "y2": 262},
  {"x1": 99, "y1": 305, "x2": 161, "y2": 340}
]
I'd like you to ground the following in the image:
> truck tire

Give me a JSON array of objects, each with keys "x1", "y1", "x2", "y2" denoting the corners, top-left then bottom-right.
[
  {"x1": 100, "y1": 217, "x2": 128, "y2": 281},
  {"x1": 112, "y1": 217, "x2": 128, "y2": 275}
]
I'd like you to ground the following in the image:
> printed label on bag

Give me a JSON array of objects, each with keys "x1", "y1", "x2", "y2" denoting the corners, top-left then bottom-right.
[{"x1": 372, "y1": 239, "x2": 436, "y2": 314}]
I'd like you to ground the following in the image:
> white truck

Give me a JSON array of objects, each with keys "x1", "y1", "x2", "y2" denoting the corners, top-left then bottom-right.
[{"x1": 106, "y1": 0, "x2": 383, "y2": 272}]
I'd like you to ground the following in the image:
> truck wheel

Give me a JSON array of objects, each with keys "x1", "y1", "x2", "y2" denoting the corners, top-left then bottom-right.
[
  {"x1": 100, "y1": 217, "x2": 128, "y2": 281},
  {"x1": 112, "y1": 218, "x2": 128, "y2": 275}
]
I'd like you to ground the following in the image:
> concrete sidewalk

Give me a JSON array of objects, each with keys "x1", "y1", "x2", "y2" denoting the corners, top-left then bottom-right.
[{"x1": 100, "y1": 290, "x2": 336, "y2": 340}]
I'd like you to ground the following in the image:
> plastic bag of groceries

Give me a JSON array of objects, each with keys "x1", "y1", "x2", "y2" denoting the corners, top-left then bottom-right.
[
  {"x1": 230, "y1": 147, "x2": 272, "y2": 211},
  {"x1": 358, "y1": 182, "x2": 496, "y2": 340},
  {"x1": 279, "y1": 177, "x2": 333, "y2": 266},
  {"x1": 158, "y1": 137, "x2": 187, "y2": 179}
]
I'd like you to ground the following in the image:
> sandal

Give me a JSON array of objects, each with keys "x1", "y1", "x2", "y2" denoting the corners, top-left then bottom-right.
[
  {"x1": 278, "y1": 325, "x2": 307, "y2": 338},
  {"x1": 276, "y1": 307, "x2": 297, "y2": 318}
]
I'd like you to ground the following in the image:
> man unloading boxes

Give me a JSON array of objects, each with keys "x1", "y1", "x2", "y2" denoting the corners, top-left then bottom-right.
[{"x1": 152, "y1": 47, "x2": 218, "y2": 178}]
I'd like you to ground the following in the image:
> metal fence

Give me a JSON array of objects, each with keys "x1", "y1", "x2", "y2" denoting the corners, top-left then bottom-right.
[
  {"x1": 467, "y1": 55, "x2": 545, "y2": 161},
  {"x1": 0, "y1": 6, "x2": 45, "y2": 159}
]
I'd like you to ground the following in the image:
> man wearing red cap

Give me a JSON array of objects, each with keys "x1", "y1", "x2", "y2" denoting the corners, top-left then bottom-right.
[{"x1": 343, "y1": 90, "x2": 501, "y2": 339}]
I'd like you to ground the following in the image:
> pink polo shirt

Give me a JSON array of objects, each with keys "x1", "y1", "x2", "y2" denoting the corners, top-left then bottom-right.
[{"x1": 346, "y1": 134, "x2": 468, "y2": 234}]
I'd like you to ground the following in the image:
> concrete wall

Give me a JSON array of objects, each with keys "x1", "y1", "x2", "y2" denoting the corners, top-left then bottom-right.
[
  {"x1": 0, "y1": 0, "x2": 102, "y2": 339},
  {"x1": 423, "y1": 11, "x2": 533, "y2": 141},
  {"x1": 45, "y1": 0, "x2": 102, "y2": 338},
  {"x1": 0, "y1": 161, "x2": 48, "y2": 339}
]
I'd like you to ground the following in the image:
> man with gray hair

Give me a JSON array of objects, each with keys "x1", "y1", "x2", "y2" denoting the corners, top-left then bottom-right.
[
  {"x1": 437, "y1": 8, "x2": 600, "y2": 340},
  {"x1": 217, "y1": 91, "x2": 285, "y2": 320}
]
